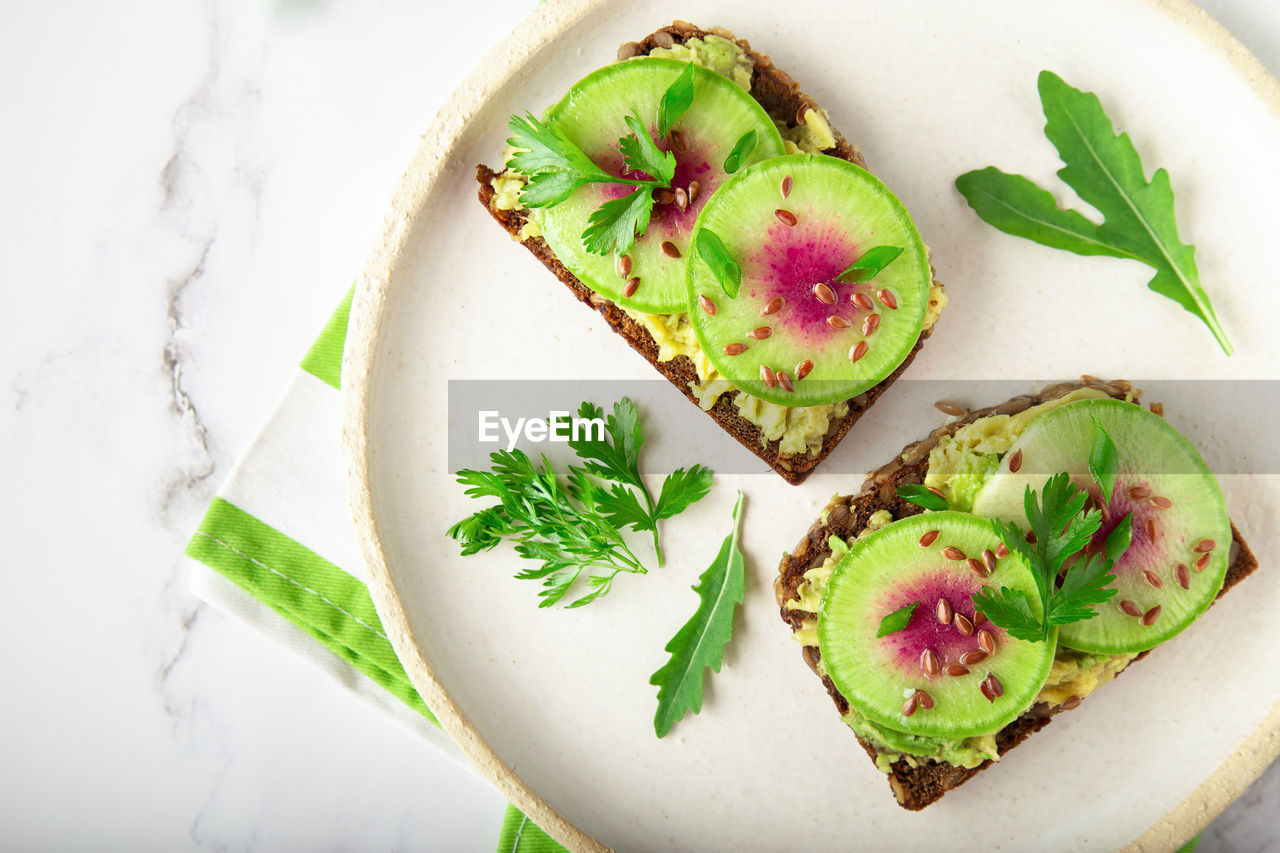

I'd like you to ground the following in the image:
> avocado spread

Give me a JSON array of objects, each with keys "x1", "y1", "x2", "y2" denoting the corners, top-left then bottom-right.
[{"x1": 785, "y1": 390, "x2": 1139, "y2": 772}]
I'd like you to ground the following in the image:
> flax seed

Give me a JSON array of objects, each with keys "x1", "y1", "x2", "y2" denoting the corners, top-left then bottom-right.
[
  {"x1": 1120, "y1": 600, "x2": 1142, "y2": 617},
  {"x1": 981, "y1": 549, "x2": 996, "y2": 573},
  {"x1": 960, "y1": 650, "x2": 988, "y2": 666},
  {"x1": 1128, "y1": 485, "x2": 1151, "y2": 501},
  {"x1": 849, "y1": 340, "x2": 868, "y2": 363},
  {"x1": 986, "y1": 673, "x2": 1004, "y2": 698},
  {"x1": 670, "y1": 129, "x2": 687, "y2": 152},
  {"x1": 954, "y1": 614, "x2": 974, "y2": 636},
  {"x1": 902, "y1": 694, "x2": 919, "y2": 717},
  {"x1": 687, "y1": 180, "x2": 700, "y2": 205},
  {"x1": 935, "y1": 400, "x2": 967, "y2": 417},
  {"x1": 1146, "y1": 517, "x2": 1159, "y2": 541},
  {"x1": 777, "y1": 371, "x2": 794, "y2": 392},
  {"x1": 852, "y1": 292, "x2": 874, "y2": 310},
  {"x1": 748, "y1": 326, "x2": 772, "y2": 340},
  {"x1": 723, "y1": 342, "x2": 748, "y2": 356},
  {"x1": 761, "y1": 296, "x2": 784, "y2": 316},
  {"x1": 780, "y1": 174, "x2": 792, "y2": 198},
  {"x1": 877, "y1": 288, "x2": 898, "y2": 309},
  {"x1": 1195, "y1": 539, "x2": 1216, "y2": 553},
  {"x1": 1151, "y1": 495, "x2": 1172, "y2": 509},
  {"x1": 617, "y1": 255, "x2": 632, "y2": 278},
  {"x1": 862, "y1": 313, "x2": 881, "y2": 336},
  {"x1": 661, "y1": 241, "x2": 681, "y2": 258},
  {"x1": 654, "y1": 187, "x2": 675, "y2": 205},
  {"x1": 978, "y1": 630, "x2": 996, "y2": 655},
  {"x1": 775, "y1": 208, "x2": 797, "y2": 227},
  {"x1": 674, "y1": 187, "x2": 688, "y2": 212},
  {"x1": 827, "y1": 315, "x2": 850, "y2": 329},
  {"x1": 814, "y1": 282, "x2": 836, "y2": 304},
  {"x1": 995, "y1": 542, "x2": 1009, "y2": 559},
  {"x1": 980, "y1": 680, "x2": 995, "y2": 702},
  {"x1": 936, "y1": 598, "x2": 953, "y2": 624},
  {"x1": 916, "y1": 689, "x2": 935, "y2": 710},
  {"x1": 1008, "y1": 448, "x2": 1023, "y2": 473},
  {"x1": 1141, "y1": 605, "x2": 1162, "y2": 626},
  {"x1": 1150, "y1": 402, "x2": 1165, "y2": 416},
  {"x1": 622, "y1": 277, "x2": 640, "y2": 298},
  {"x1": 921, "y1": 649, "x2": 940, "y2": 677},
  {"x1": 944, "y1": 664, "x2": 970, "y2": 677},
  {"x1": 795, "y1": 360, "x2": 814, "y2": 381},
  {"x1": 942, "y1": 546, "x2": 966, "y2": 561},
  {"x1": 698, "y1": 294, "x2": 717, "y2": 316},
  {"x1": 966, "y1": 558, "x2": 987, "y2": 578},
  {"x1": 760, "y1": 365, "x2": 777, "y2": 388},
  {"x1": 1060, "y1": 695, "x2": 1083, "y2": 711},
  {"x1": 1176, "y1": 564, "x2": 1191, "y2": 589},
  {"x1": 919, "y1": 530, "x2": 940, "y2": 548},
  {"x1": 1195, "y1": 553, "x2": 1211, "y2": 572},
  {"x1": 1141, "y1": 569, "x2": 1164, "y2": 590}
]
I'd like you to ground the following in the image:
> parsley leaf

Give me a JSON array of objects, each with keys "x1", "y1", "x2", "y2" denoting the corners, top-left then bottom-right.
[
  {"x1": 657, "y1": 62, "x2": 696, "y2": 138},
  {"x1": 722, "y1": 129, "x2": 758, "y2": 174},
  {"x1": 835, "y1": 246, "x2": 904, "y2": 283},
  {"x1": 582, "y1": 187, "x2": 654, "y2": 257},
  {"x1": 621, "y1": 112, "x2": 676, "y2": 185},
  {"x1": 448, "y1": 397, "x2": 713, "y2": 603},
  {"x1": 694, "y1": 229, "x2": 742, "y2": 298},
  {"x1": 955, "y1": 70, "x2": 1232, "y2": 354},
  {"x1": 896, "y1": 484, "x2": 949, "y2": 512},
  {"x1": 977, "y1": 473, "x2": 1119, "y2": 641},
  {"x1": 507, "y1": 113, "x2": 616, "y2": 207},
  {"x1": 1089, "y1": 417, "x2": 1119, "y2": 506},
  {"x1": 650, "y1": 492, "x2": 745, "y2": 737},
  {"x1": 876, "y1": 601, "x2": 919, "y2": 638}
]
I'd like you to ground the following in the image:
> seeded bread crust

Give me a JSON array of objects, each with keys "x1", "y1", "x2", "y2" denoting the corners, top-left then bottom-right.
[
  {"x1": 475, "y1": 20, "x2": 941, "y2": 485},
  {"x1": 775, "y1": 378, "x2": 1260, "y2": 810}
]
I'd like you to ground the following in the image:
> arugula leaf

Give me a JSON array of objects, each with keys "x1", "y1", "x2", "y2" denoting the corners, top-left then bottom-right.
[
  {"x1": 722, "y1": 129, "x2": 758, "y2": 174},
  {"x1": 650, "y1": 493, "x2": 745, "y2": 737},
  {"x1": 582, "y1": 187, "x2": 654, "y2": 257},
  {"x1": 835, "y1": 245, "x2": 904, "y2": 283},
  {"x1": 1089, "y1": 417, "x2": 1119, "y2": 506},
  {"x1": 695, "y1": 229, "x2": 742, "y2": 297},
  {"x1": 955, "y1": 71, "x2": 1232, "y2": 355},
  {"x1": 876, "y1": 601, "x2": 919, "y2": 638},
  {"x1": 657, "y1": 62, "x2": 696, "y2": 138},
  {"x1": 621, "y1": 112, "x2": 677, "y2": 185},
  {"x1": 896, "y1": 484, "x2": 949, "y2": 512},
  {"x1": 449, "y1": 397, "x2": 713, "y2": 604}
]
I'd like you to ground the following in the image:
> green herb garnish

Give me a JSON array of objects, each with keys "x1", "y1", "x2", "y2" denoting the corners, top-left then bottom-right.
[
  {"x1": 722, "y1": 128, "x2": 758, "y2": 174},
  {"x1": 657, "y1": 62, "x2": 696, "y2": 138},
  {"x1": 876, "y1": 601, "x2": 919, "y2": 638},
  {"x1": 835, "y1": 245, "x2": 904, "y2": 283},
  {"x1": 650, "y1": 492, "x2": 745, "y2": 737},
  {"x1": 695, "y1": 228, "x2": 742, "y2": 297},
  {"x1": 446, "y1": 397, "x2": 712, "y2": 606},
  {"x1": 507, "y1": 112, "x2": 675, "y2": 257},
  {"x1": 896, "y1": 484, "x2": 949, "y2": 512},
  {"x1": 955, "y1": 70, "x2": 1232, "y2": 354},
  {"x1": 1089, "y1": 416, "x2": 1119, "y2": 506},
  {"x1": 971, "y1": 473, "x2": 1119, "y2": 641}
]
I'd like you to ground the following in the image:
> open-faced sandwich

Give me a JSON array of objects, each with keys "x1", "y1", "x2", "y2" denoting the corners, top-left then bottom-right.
[
  {"x1": 477, "y1": 21, "x2": 946, "y2": 484},
  {"x1": 776, "y1": 378, "x2": 1257, "y2": 809}
]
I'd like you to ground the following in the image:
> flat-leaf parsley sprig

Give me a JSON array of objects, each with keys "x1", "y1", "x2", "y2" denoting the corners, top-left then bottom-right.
[
  {"x1": 507, "y1": 63, "x2": 699, "y2": 258},
  {"x1": 446, "y1": 397, "x2": 712, "y2": 607},
  {"x1": 971, "y1": 471, "x2": 1125, "y2": 642}
]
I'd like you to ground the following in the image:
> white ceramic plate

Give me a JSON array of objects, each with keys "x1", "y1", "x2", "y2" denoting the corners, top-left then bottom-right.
[{"x1": 345, "y1": 1, "x2": 1280, "y2": 849}]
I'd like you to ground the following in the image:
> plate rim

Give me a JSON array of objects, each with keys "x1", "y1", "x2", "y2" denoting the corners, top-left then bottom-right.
[{"x1": 342, "y1": 2, "x2": 1280, "y2": 850}]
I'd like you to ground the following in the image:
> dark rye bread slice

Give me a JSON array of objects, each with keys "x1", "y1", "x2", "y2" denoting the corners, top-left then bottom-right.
[
  {"x1": 475, "y1": 20, "x2": 943, "y2": 485},
  {"x1": 774, "y1": 378, "x2": 1260, "y2": 810}
]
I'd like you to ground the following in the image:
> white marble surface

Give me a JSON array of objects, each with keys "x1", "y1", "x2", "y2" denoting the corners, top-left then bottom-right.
[{"x1": 0, "y1": 1, "x2": 1275, "y2": 850}]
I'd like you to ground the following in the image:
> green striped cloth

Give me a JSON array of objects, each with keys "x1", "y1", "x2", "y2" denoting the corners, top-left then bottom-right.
[{"x1": 185, "y1": 287, "x2": 566, "y2": 853}]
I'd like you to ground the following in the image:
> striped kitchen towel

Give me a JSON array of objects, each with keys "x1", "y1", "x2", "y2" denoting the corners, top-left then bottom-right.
[{"x1": 184, "y1": 286, "x2": 565, "y2": 853}]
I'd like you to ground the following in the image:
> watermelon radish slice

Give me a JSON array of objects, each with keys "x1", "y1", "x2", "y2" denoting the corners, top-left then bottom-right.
[
  {"x1": 687, "y1": 154, "x2": 932, "y2": 406},
  {"x1": 819, "y1": 512, "x2": 1056, "y2": 738},
  {"x1": 535, "y1": 57, "x2": 785, "y2": 313},
  {"x1": 972, "y1": 398, "x2": 1232, "y2": 655}
]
